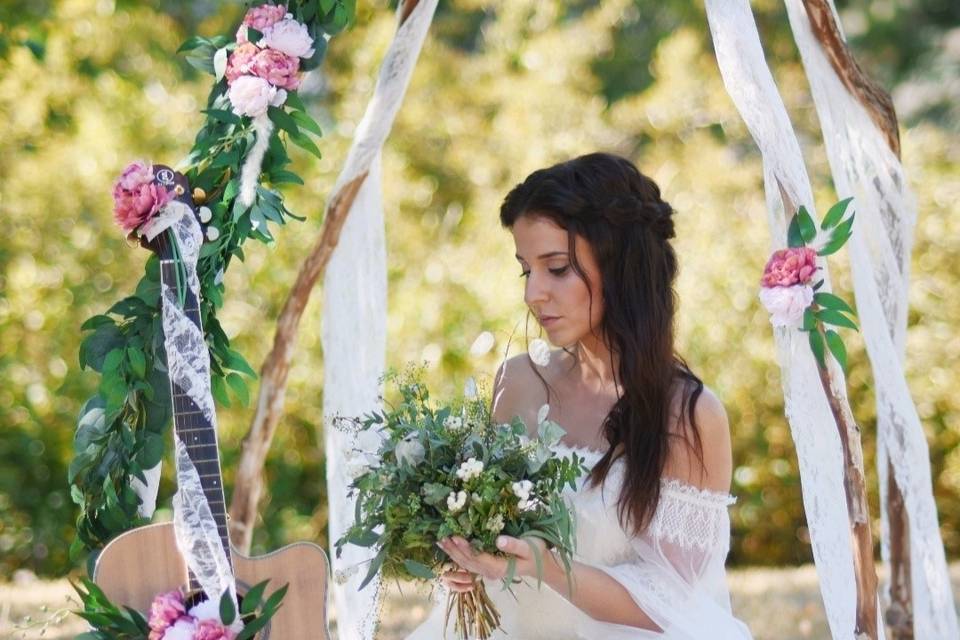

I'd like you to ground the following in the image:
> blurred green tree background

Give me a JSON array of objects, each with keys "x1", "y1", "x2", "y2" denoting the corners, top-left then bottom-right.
[{"x1": 0, "y1": 0, "x2": 957, "y2": 577}]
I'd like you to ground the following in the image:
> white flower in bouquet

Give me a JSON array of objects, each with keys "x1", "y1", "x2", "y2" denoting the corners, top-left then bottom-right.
[
  {"x1": 447, "y1": 490, "x2": 467, "y2": 513},
  {"x1": 758, "y1": 283, "x2": 814, "y2": 328},
  {"x1": 511, "y1": 480, "x2": 533, "y2": 502},
  {"x1": 456, "y1": 457, "x2": 484, "y2": 481},
  {"x1": 396, "y1": 437, "x2": 426, "y2": 468},
  {"x1": 443, "y1": 415, "x2": 464, "y2": 431},
  {"x1": 528, "y1": 338, "x2": 551, "y2": 367},
  {"x1": 484, "y1": 514, "x2": 505, "y2": 534}
]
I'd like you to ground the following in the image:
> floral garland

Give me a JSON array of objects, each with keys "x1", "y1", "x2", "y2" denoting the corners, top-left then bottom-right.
[
  {"x1": 758, "y1": 197, "x2": 858, "y2": 369},
  {"x1": 71, "y1": 1, "x2": 356, "y2": 564},
  {"x1": 72, "y1": 577, "x2": 286, "y2": 640}
]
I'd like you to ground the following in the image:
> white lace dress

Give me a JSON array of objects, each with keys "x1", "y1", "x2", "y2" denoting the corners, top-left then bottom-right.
[{"x1": 404, "y1": 444, "x2": 753, "y2": 639}]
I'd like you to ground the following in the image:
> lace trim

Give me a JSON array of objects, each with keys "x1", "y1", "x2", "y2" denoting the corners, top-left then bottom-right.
[{"x1": 650, "y1": 478, "x2": 735, "y2": 552}]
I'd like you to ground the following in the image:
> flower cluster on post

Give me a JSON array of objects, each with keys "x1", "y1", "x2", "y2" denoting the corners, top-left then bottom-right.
[
  {"x1": 226, "y1": 5, "x2": 317, "y2": 117},
  {"x1": 758, "y1": 198, "x2": 859, "y2": 371},
  {"x1": 112, "y1": 161, "x2": 175, "y2": 234}
]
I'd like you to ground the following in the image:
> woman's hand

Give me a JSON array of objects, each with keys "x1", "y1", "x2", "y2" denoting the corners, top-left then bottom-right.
[
  {"x1": 439, "y1": 567, "x2": 478, "y2": 593},
  {"x1": 437, "y1": 535, "x2": 555, "y2": 584}
]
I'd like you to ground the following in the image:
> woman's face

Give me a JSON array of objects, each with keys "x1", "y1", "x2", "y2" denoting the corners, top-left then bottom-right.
[{"x1": 511, "y1": 214, "x2": 605, "y2": 347}]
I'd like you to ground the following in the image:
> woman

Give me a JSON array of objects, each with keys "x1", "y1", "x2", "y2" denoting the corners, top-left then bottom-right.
[{"x1": 405, "y1": 153, "x2": 752, "y2": 639}]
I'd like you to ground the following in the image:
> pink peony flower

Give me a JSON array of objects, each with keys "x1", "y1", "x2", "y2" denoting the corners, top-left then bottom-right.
[
  {"x1": 225, "y1": 43, "x2": 260, "y2": 85},
  {"x1": 250, "y1": 47, "x2": 301, "y2": 90},
  {"x1": 761, "y1": 247, "x2": 818, "y2": 287},
  {"x1": 147, "y1": 590, "x2": 186, "y2": 639},
  {"x1": 236, "y1": 4, "x2": 288, "y2": 44},
  {"x1": 758, "y1": 283, "x2": 814, "y2": 328},
  {"x1": 261, "y1": 18, "x2": 315, "y2": 58},
  {"x1": 228, "y1": 75, "x2": 287, "y2": 117},
  {"x1": 113, "y1": 162, "x2": 175, "y2": 234},
  {"x1": 193, "y1": 619, "x2": 238, "y2": 640}
]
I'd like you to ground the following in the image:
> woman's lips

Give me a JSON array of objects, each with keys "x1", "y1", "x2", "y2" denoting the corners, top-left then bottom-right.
[{"x1": 540, "y1": 316, "x2": 560, "y2": 328}]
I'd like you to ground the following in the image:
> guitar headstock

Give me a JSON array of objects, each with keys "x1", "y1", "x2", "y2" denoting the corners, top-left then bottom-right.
[{"x1": 136, "y1": 164, "x2": 201, "y2": 261}]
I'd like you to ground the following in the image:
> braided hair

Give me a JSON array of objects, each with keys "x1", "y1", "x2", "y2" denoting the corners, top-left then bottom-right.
[{"x1": 499, "y1": 152, "x2": 704, "y2": 534}]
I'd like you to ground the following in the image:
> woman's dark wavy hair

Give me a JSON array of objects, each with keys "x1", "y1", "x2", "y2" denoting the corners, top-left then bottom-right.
[{"x1": 499, "y1": 152, "x2": 705, "y2": 534}]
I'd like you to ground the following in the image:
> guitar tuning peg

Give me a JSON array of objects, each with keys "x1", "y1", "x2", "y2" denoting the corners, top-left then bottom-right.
[
  {"x1": 199, "y1": 206, "x2": 213, "y2": 223},
  {"x1": 193, "y1": 187, "x2": 207, "y2": 204},
  {"x1": 206, "y1": 226, "x2": 220, "y2": 242}
]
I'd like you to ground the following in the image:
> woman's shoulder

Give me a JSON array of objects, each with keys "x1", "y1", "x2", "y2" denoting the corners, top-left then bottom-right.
[
  {"x1": 663, "y1": 383, "x2": 733, "y2": 495},
  {"x1": 491, "y1": 349, "x2": 568, "y2": 426}
]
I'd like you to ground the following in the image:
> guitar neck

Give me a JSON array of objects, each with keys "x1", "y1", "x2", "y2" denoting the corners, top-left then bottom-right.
[{"x1": 159, "y1": 256, "x2": 233, "y2": 589}]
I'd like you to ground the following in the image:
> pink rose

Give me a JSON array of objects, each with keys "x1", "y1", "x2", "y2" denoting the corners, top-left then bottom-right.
[
  {"x1": 228, "y1": 75, "x2": 287, "y2": 117},
  {"x1": 761, "y1": 247, "x2": 818, "y2": 287},
  {"x1": 193, "y1": 619, "x2": 238, "y2": 640},
  {"x1": 147, "y1": 590, "x2": 186, "y2": 639},
  {"x1": 225, "y1": 43, "x2": 259, "y2": 85},
  {"x1": 261, "y1": 18, "x2": 315, "y2": 58},
  {"x1": 758, "y1": 284, "x2": 814, "y2": 328},
  {"x1": 112, "y1": 162, "x2": 175, "y2": 234},
  {"x1": 236, "y1": 4, "x2": 288, "y2": 44},
  {"x1": 250, "y1": 48, "x2": 301, "y2": 90}
]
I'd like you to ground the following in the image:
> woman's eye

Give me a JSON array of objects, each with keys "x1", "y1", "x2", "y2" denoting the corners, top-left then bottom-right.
[{"x1": 549, "y1": 266, "x2": 569, "y2": 276}]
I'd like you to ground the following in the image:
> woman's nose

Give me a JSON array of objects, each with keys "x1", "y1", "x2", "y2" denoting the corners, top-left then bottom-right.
[{"x1": 524, "y1": 272, "x2": 548, "y2": 307}]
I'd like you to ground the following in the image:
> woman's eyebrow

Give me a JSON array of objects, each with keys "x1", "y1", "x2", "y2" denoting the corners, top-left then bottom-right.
[{"x1": 515, "y1": 251, "x2": 569, "y2": 260}]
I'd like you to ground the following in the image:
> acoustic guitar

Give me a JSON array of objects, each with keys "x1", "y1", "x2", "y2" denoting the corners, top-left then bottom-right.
[{"x1": 93, "y1": 166, "x2": 331, "y2": 639}]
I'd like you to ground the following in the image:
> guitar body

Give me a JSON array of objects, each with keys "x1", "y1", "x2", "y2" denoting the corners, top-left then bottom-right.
[{"x1": 94, "y1": 522, "x2": 331, "y2": 639}]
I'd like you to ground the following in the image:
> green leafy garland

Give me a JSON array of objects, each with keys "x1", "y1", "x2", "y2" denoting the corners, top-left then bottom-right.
[{"x1": 70, "y1": 0, "x2": 356, "y2": 567}]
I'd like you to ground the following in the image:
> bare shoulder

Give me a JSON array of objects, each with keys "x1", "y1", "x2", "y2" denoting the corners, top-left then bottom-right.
[
  {"x1": 664, "y1": 383, "x2": 733, "y2": 494},
  {"x1": 491, "y1": 351, "x2": 556, "y2": 429}
]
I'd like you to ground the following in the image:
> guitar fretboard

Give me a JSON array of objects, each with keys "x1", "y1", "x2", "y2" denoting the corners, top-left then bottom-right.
[{"x1": 159, "y1": 255, "x2": 233, "y2": 591}]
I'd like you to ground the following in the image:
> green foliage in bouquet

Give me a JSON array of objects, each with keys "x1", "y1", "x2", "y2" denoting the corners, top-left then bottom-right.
[{"x1": 334, "y1": 369, "x2": 587, "y2": 592}]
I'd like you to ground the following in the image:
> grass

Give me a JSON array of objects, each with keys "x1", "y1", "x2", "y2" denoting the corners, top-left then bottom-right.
[{"x1": 3, "y1": 563, "x2": 958, "y2": 639}]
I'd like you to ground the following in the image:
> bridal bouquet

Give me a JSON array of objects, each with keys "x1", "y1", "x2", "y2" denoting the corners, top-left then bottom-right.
[{"x1": 334, "y1": 368, "x2": 586, "y2": 640}]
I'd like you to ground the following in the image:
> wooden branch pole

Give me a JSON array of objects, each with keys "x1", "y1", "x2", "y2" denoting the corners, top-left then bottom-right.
[
  {"x1": 800, "y1": 2, "x2": 913, "y2": 635},
  {"x1": 812, "y1": 332, "x2": 880, "y2": 640},
  {"x1": 228, "y1": 0, "x2": 425, "y2": 554}
]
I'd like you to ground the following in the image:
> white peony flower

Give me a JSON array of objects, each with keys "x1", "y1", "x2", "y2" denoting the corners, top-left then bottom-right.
[
  {"x1": 161, "y1": 619, "x2": 197, "y2": 640},
  {"x1": 758, "y1": 284, "x2": 814, "y2": 328},
  {"x1": 528, "y1": 338, "x2": 551, "y2": 367},
  {"x1": 456, "y1": 457, "x2": 484, "y2": 481},
  {"x1": 261, "y1": 18, "x2": 315, "y2": 58},
  {"x1": 228, "y1": 75, "x2": 287, "y2": 117},
  {"x1": 485, "y1": 513, "x2": 505, "y2": 534},
  {"x1": 395, "y1": 437, "x2": 426, "y2": 468},
  {"x1": 443, "y1": 415, "x2": 464, "y2": 431},
  {"x1": 511, "y1": 480, "x2": 533, "y2": 501},
  {"x1": 447, "y1": 490, "x2": 467, "y2": 513}
]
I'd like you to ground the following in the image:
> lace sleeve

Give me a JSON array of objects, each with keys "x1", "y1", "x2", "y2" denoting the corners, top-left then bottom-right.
[{"x1": 577, "y1": 478, "x2": 753, "y2": 640}]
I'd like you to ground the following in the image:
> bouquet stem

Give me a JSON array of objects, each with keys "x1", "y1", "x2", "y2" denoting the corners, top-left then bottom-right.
[{"x1": 444, "y1": 578, "x2": 501, "y2": 640}]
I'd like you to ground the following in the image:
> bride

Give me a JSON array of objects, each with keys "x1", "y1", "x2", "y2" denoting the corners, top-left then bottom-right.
[{"x1": 405, "y1": 152, "x2": 752, "y2": 639}]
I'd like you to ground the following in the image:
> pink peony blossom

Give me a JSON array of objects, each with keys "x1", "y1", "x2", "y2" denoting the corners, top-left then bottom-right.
[
  {"x1": 236, "y1": 4, "x2": 288, "y2": 44},
  {"x1": 193, "y1": 619, "x2": 238, "y2": 640},
  {"x1": 228, "y1": 75, "x2": 287, "y2": 117},
  {"x1": 261, "y1": 18, "x2": 315, "y2": 58},
  {"x1": 113, "y1": 162, "x2": 175, "y2": 234},
  {"x1": 761, "y1": 247, "x2": 818, "y2": 287},
  {"x1": 225, "y1": 43, "x2": 259, "y2": 84},
  {"x1": 147, "y1": 590, "x2": 186, "y2": 639},
  {"x1": 758, "y1": 284, "x2": 814, "y2": 328},
  {"x1": 250, "y1": 47, "x2": 301, "y2": 90}
]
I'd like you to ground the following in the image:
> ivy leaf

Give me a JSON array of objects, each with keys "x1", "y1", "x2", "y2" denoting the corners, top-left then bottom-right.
[
  {"x1": 138, "y1": 433, "x2": 164, "y2": 468},
  {"x1": 797, "y1": 206, "x2": 817, "y2": 244},
  {"x1": 808, "y1": 330, "x2": 827, "y2": 369},
  {"x1": 211, "y1": 375, "x2": 231, "y2": 408},
  {"x1": 267, "y1": 106, "x2": 300, "y2": 136},
  {"x1": 224, "y1": 349, "x2": 258, "y2": 378},
  {"x1": 226, "y1": 372, "x2": 249, "y2": 406},
  {"x1": 814, "y1": 291, "x2": 856, "y2": 316},
  {"x1": 817, "y1": 309, "x2": 859, "y2": 331},
  {"x1": 821, "y1": 197, "x2": 853, "y2": 230},
  {"x1": 127, "y1": 347, "x2": 147, "y2": 379},
  {"x1": 825, "y1": 330, "x2": 848, "y2": 373},
  {"x1": 403, "y1": 559, "x2": 436, "y2": 580},
  {"x1": 219, "y1": 587, "x2": 236, "y2": 626}
]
